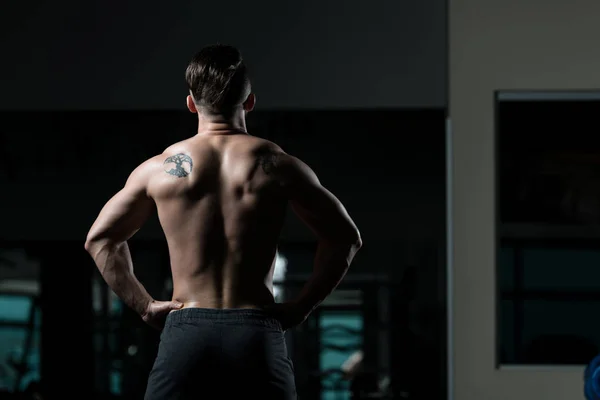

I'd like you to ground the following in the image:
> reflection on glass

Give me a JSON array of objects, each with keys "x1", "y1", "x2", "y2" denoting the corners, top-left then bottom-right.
[
  {"x1": 496, "y1": 91, "x2": 600, "y2": 365},
  {"x1": 0, "y1": 247, "x2": 41, "y2": 393},
  {"x1": 319, "y1": 311, "x2": 363, "y2": 400},
  {"x1": 0, "y1": 325, "x2": 40, "y2": 391},
  {"x1": 499, "y1": 246, "x2": 600, "y2": 364}
]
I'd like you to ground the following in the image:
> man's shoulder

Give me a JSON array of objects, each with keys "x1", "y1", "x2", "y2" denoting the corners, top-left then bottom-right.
[
  {"x1": 132, "y1": 156, "x2": 165, "y2": 180},
  {"x1": 234, "y1": 135, "x2": 281, "y2": 153},
  {"x1": 238, "y1": 135, "x2": 286, "y2": 159},
  {"x1": 133, "y1": 147, "x2": 192, "y2": 180},
  {"x1": 249, "y1": 142, "x2": 309, "y2": 180},
  {"x1": 124, "y1": 156, "x2": 163, "y2": 194}
]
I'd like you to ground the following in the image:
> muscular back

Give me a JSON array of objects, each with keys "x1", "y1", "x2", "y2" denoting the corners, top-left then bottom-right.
[{"x1": 147, "y1": 133, "x2": 287, "y2": 308}]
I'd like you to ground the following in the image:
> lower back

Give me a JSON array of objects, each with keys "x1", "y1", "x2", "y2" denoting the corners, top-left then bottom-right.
[{"x1": 170, "y1": 260, "x2": 277, "y2": 309}]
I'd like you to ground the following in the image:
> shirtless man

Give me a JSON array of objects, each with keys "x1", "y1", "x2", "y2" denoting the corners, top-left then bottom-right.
[{"x1": 84, "y1": 44, "x2": 362, "y2": 399}]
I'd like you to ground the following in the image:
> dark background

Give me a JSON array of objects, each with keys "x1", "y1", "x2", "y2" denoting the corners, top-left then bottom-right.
[
  {"x1": 0, "y1": 110, "x2": 447, "y2": 400},
  {"x1": 0, "y1": 1, "x2": 448, "y2": 399},
  {"x1": 0, "y1": 0, "x2": 446, "y2": 110},
  {"x1": 498, "y1": 100, "x2": 600, "y2": 226}
]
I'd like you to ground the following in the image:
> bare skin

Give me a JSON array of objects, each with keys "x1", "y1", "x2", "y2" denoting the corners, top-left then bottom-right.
[
  {"x1": 85, "y1": 94, "x2": 362, "y2": 330},
  {"x1": 153, "y1": 133, "x2": 288, "y2": 309}
]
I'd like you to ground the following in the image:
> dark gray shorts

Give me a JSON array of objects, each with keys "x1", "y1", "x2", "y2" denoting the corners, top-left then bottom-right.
[{"x1": 144, "y1": 308, "x2": 297, "y2": 400}]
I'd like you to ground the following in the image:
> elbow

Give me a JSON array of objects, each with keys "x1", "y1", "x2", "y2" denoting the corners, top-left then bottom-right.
[
  {"x1": 84, "y1": 235, "x2": 93, "y2": 253},
  {"x1": 350, "y1": 231, "x2": 363, "y2": 253},
  {"x1": 84, "y1": 235, "x2": 112, "y2": 258},
  {"x1": 345, "y1": 223, "x2": 362, "y2": 249},
  {"x1": 84, "y1": 231, "x2": 100, "y2": 254},
  {"x1": 84, "y1": 237, "x2": 99, "y2": 256},
  {"x1": 353, "y1": 234, "x2": 363, "y2": 251},
  {"x1": 321, "y1": 228, "x2": 362, "y2": 250}
]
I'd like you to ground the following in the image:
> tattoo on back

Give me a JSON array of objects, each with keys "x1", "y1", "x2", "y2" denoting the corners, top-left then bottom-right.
[
  {"x1": 163, "y1": 153, "x2": 193, "y2": 177},
  {"x1": 259, "y1": 153, "x2": 279, "y2": 175}
]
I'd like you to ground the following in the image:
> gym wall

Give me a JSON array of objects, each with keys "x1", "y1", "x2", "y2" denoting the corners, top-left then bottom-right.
[
  {"x1": 449, "y1": 1, "x2": 600, "y2": 399},
  {"x1": 0, "y1": 0, "x2": 446, "y2": 110}
]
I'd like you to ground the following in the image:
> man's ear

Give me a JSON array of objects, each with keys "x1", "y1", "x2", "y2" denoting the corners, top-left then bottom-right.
[
  {"x1": 186, "y1": 95, "x2": 198, "y2": 113},
  {"x1": 243, "y1": 93, "x2": 256, "y2": 113}
]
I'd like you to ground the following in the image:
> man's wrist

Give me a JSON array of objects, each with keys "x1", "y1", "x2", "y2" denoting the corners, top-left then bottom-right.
[{"x1": 139, "y1": 298, "x2": 154, "y2": 320}]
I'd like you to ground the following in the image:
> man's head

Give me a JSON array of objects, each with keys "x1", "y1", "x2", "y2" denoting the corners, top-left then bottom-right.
[{"x1": 185, "y1": 44, "x2": 254, "y2": 117}]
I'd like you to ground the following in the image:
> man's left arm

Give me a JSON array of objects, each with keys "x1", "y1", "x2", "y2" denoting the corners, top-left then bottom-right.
[{"x1": 84, "y1": 159, "x2": 158, "y2": 319}]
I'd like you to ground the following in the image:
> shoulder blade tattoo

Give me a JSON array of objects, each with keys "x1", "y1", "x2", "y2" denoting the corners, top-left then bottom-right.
[
  {"x1": 259, "y1": 152, "x2": 280, "y2": 175},
  {"x1": 163, "y1": 153, "x2": 193, "y2": 178}
]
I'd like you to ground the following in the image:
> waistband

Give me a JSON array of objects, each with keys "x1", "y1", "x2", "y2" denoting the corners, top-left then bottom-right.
[{"x1": 165, "y1": 307, "x2": 282, "y2": 330}]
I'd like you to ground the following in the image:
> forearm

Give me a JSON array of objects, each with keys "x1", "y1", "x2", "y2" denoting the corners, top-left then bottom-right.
[
  {"x1": 294, "y1": 239, "x2": 361, "y2": 315},
  {"x1": 86, "y1": 240, "x2": 153, "y2": 316}
]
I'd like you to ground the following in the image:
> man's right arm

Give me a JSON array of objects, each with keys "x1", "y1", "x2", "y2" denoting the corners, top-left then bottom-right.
[{"x1": 273, "y1": 152, "x2": 362, "y2": 317}]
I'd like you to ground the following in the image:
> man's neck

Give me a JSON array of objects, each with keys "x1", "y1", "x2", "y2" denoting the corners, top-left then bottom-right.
[{"x1": 196, "y1": 110, "x2": 248, "y2": 135}]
